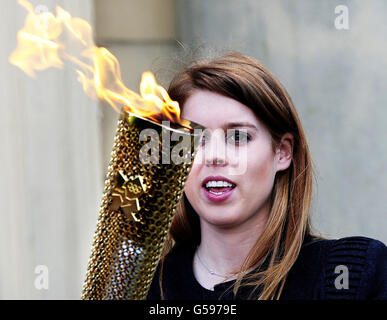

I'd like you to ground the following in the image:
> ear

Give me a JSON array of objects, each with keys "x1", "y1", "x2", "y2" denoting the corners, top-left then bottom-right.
[{"x1": 275, "y1": 133, "x2": 294, "y2": 172}]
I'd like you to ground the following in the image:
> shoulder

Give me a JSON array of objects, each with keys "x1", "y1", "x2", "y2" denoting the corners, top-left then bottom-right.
[
  {"x1": 287, "y1": 235, "x2": 387, "y2": 299},
  {"x1": 323, "y1": 236, "x2": 387, "y2": 299}
]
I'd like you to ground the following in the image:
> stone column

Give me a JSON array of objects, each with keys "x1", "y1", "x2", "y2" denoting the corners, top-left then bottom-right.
[{"x1": 0, "y1": 0, "x2": 102, "y2": 299}]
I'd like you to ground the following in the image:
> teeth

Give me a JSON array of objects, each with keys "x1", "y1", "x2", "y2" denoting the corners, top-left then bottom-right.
[
  {"x1": 205, "y1": 180, "x2": 234, "y2": 188},
  {"x1": 209, "y1": 190, "x2": 226, "y2": 195}
]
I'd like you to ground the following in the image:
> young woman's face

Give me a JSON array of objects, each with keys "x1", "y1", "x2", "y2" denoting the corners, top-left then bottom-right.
[{"x1": 182, "y1": 90, "x2": 291, "y2": 229}]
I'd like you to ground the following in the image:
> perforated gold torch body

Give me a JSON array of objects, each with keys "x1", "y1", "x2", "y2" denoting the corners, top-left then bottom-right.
[{"x1": 82, "y1": 109, "x2": 203, "y2": 300}]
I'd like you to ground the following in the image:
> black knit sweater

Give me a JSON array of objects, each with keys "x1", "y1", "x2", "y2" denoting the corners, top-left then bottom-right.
[{"x1": 146, "y1": 236, "x2": 387, "y2": 300}]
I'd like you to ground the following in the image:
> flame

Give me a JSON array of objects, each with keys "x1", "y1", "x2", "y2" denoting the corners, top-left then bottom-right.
[{"x1": 9, "y1": 0, "x2": 180, "y2": 123}]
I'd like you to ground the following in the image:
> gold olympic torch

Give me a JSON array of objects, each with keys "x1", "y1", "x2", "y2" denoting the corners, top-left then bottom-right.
[
  {"x1": 81, "y1": 111, "x2": 203, "y2": 299},
  {"x1": 9, "y1": 0, "x2": 204, "y2": 299}
]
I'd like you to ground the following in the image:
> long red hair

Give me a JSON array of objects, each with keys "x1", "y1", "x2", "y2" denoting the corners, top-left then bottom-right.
[{"x1": 159, "y1": 52, "x2": 317, "y2": 299}]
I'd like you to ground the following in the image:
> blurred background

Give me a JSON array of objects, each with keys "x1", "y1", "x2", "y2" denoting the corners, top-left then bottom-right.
[{"x1": 1, "y1": 0, "x2": 386, "y2": 299}]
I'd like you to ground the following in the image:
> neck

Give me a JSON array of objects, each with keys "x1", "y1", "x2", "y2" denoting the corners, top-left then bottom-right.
[{"x1": 197, "y1": 205, "x2": 269, "y2": 277}]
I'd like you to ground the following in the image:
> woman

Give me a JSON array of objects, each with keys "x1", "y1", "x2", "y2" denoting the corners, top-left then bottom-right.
[{"x1": 147, "y1": 52, "x2": 386, "y2": 300}]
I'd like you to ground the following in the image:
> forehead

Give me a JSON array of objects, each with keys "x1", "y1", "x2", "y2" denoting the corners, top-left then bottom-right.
[{"x1": 181, "y1": 90, "x2": 260, "y2": 129}]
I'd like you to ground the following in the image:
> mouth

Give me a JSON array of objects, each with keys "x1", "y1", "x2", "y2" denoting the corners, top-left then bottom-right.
[
  {"x1": 201, "y1": 176, "x2": 236, "y2": 202},
  {"x1": 203, "y1": 185, "x2": 236, "y2": 194}
]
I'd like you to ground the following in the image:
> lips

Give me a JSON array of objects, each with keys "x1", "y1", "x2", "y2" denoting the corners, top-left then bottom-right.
[{"x1": 201, "y1": 175, "x2": 236, "y2": 203}]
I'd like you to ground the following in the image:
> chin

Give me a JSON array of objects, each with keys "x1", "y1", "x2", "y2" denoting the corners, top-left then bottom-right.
[{"x1": 202, "y1": 211, "x2": 242, "y2": 228}]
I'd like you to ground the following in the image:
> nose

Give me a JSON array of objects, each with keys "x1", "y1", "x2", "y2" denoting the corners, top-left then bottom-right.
[
  {"x1": 203, "y1": 129, "x2": 227, "y2": 166},
  {"x1": 206, "y1": 156, "x2": 226, "y2": 165}
]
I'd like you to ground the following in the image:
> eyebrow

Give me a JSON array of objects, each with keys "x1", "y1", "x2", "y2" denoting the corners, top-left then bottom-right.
[{"x1": 222, "y1": 122, "x2": 258, "y2": 130}]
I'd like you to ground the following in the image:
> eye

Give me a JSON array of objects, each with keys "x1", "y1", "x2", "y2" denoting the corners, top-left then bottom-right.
[{"x1": 226, "y1": 129, "x2": 251, "y2": 144}]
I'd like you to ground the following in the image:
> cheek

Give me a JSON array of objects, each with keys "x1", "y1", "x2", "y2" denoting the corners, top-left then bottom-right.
[
  {"x1": 184, "y1": 162, "x2": 201, "y2": 196},
  {"x1": 244, "y1": 147, "x2": 276, "y2": 189}
]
